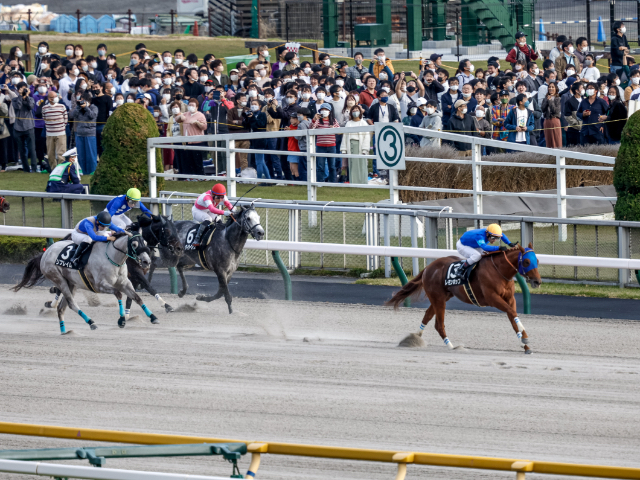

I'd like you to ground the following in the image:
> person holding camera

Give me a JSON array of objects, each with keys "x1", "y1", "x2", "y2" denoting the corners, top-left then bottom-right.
[
  {"x1": 69, "y1": 92, "x2": 98, "y2": 174},
  {"x1": 11, "y1": 82, "x2": 38, "y2": 173}
]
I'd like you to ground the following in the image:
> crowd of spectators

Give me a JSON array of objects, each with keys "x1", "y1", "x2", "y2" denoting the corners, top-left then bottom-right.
[{"x1": 0, "y1": 24, "x2": 633, "y2": 183}]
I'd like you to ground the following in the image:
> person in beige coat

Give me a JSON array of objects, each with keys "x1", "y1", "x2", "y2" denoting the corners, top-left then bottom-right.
[
  {"x1": 339, "y1": 105, "x2": 371, "y2": 184},
  {"x1": 554, "y1": 40, "x2": 581, "y2": 79}
]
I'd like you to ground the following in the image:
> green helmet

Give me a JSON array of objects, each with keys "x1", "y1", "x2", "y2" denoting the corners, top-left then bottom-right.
[{"x1": 126, "y1": 188, "x2": 141, "y2": 202}]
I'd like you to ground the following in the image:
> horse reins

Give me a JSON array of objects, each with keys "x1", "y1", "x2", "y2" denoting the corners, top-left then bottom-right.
[
  {"x1": 491, "y1": 251, "x2": 519, "y2": 282},
  {"x1": 106, "y1": 235, "x2": 145, "y2": 267}
]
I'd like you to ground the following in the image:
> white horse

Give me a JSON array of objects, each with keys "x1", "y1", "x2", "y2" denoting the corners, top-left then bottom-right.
[{"x1": 13, "y1": 233, "x2": 157, "y2": 334}]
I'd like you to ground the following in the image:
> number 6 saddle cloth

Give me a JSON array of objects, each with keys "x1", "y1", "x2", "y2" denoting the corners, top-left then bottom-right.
[{"x1": 184, "y1": 223, "x2": 218, "y2": 270}]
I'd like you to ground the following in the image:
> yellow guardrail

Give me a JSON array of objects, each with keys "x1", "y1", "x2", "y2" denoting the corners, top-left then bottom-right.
[{"x1": 0, "y1": 422, "x2": 638, "y2": 480}]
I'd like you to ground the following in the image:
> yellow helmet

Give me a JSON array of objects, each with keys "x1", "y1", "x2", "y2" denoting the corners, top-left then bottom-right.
[
  {"x1": 126, "y1": 188, "x2": 142, "y2": 202},
  {"x1": 486, "y1": 223, "x2": 503, "y2": 237}
]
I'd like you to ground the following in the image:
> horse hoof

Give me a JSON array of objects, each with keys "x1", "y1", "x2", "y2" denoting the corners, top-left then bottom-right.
[
  {"x1": 228, "y1": 306, "x2": 233, "y2": 314},
  {"x1": 178, "y1": 291, "x2": 186, "y2": 298},
  {"x1": 165, "y1": 304, "x2": 174, "y2": 313},
  {"x1": 196, "y1": 294, "x2": 209, "y2": 302},
  {"x1": 49, "y1": 286, "x2": 58, "y2": 294},
  {"x1": 524, "y1": 347, "x2": 532, "y2": 354},
  {"x1": 61, "y1": 330, "x2": 74, "y2": 335},
  {"x1": 117, "y1": 316, "x2": 126, "y2": 328},
  {"x1": 150, "y1": 314, "x2": 160, "y2": 325},
  {"x1": 89, "y1": 323, "x2": 98, "y2": 330},
  {"x1": 44, "y1": 301, "x2": 53, "y2": 308}
]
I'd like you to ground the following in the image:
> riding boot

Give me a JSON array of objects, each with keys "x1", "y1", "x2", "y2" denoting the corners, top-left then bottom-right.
[
  {"x1": 70, "y1": 242, "x2": 91, "y2": 267},
  {"x1": 461, "y1": 261, "x2": 473, "y2": 281},
  {"x1": 193, "y1": 221, "x2": 211, "y2": 247}
]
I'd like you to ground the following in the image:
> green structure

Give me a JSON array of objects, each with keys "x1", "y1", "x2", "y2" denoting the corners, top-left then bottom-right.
[{"x1": 321, "y1": 0, "x2": 535, "y2": 52}]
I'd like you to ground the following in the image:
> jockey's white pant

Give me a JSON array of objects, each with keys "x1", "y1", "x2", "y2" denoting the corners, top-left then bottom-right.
[
  {"x1": 105, "y1": 210, "x2": 132, "y2": 230},
  {"x1": 192, "y1": 206, "x2": 219, "y2": 223},
  {"x1": 456, "y1": 240, "x2": 483, "y2": 265},
  {"x1": 71, "y1": 230, "x2": 108, "y2": 245}
]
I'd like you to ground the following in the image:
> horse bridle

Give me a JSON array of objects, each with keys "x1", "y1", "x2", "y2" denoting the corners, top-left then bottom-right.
[
  {"x1": 106, "y1": 234, "x2": 148, "y2": 267},
  {"x1": 227, "y1": 209, "x2": 263, "y2": 255},
  {"x1": 491, "y1": 248, "x2": 537, "y2": 281},
  {"x1": 144, "y1": 218, "x2": 175, "y2": 253}
]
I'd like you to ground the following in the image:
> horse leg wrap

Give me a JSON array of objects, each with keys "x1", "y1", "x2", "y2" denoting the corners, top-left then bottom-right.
[
  {"x1": 154, "y1": 293, "x2": 166, "y2": 307},
  {"x1": 514, "y1": 317, "x2": 525, "y2": 333},
  {"x1": 124, "y1": 308, "x2": 130, "y2": 320},
  {"x1": 118, "y1": 299, "x2": 125, "y2": 317},
  {"x1": 78, "y1": 309, "x2": 91, "y2": 324},
  {"x1": 52, "y1": 294, "x2": 60, "y2": 308},
  {"x1": 443, "y1": 337, "x2": 454, "y2": 349},
  {"x1": 141, "y1": 304, "x2": 153, "y2": 317},
  {"x1": 59, "y1": 321, "x2": 66, "y2": 334}
]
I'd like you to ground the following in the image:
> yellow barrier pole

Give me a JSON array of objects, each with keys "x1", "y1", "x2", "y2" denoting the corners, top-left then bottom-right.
[
  {"x1": 246, "y1": 443, "x2": 268, "y2": 478},
  {"x1": 392, "y1": 452, "x2": 414, "y2": 480},
  {"x1": 512, "y1": 461, "x2": 534, "y2": 480}
]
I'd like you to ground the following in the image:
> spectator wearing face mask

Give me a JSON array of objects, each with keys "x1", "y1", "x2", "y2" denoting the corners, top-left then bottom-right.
[
  {"x1": 294, "y1": 107, "x2": 312, "y2": 179},
  {"x1": 36, "y1": 90, "x2": 68, "y2": 169},
  {"x1": 419, "y1": 100, "x2": 442, "y2": 148},
  {"x1": 606, "y1": 72, "x2": 625, "y2": 100},
  {"x1": 472, "y1": 105, "x2": 492, "y2": 148},
  {"x1": 369, "y1": 48, "x2": 394, "y2": 80},
  {"x1": 491, "y1": 89, "x2": 515, "y2": 144},
  {"x1": 347, "y1": 52, "x2": 367, "y2": 83},
  {"x1": 577, "y1": 82, "x2": 608, "y2": 145},
  {"x1": 605, "y1": 86, "x2": 627, "y2": 144},
  {"x1": 421, "y1": 69, "x2": 444, "y2": 103},
  {"x1": 248, "y1": 46, "x2": 272, "y2": 76},
  {"x1": 554, "y1": 41, "x2": 580, "y2": 80},
  {"x1": 340, "y1": 105, "x2": 370, "y2": 184},
  {"x1": 166, "y1": 101, "x2": 184, "y2": 176},
  {"x1": 226, "y1": 94, "x2": 249, "y2": 169},
  {"x1": 541, "y1": 82, "x2": 563, "y2": 148},
  {"x1": 32, "y1": 79, "x2": 53, "y2": 170},
  {"x1": 271, "y1": 47, "x2": 288, "y2": 76},
  {"x1": 448, "y1": 100, "x2": 475, "y2": 154},
  {"x1": 456, "y1": 59, "x2": 475, "y2": 87},
  {"x1": 69, "y1": 92, "x2": 98, "y2": 174},
  {"x1": 83, "y1": 56, "x2": 106, "y2": 84},
  {"x1": 624, "y1": 69, "x2": 640, "y2": 104},
  {"x1": 12, "y1": 82, "x2": 38, "y2": 173},
  {"x1": 90, "y1": 82, "x2": 113, "y2": 158},
  {"x1": 505, "y1": 93, "x2": 534, "y2": 145},
  {"x1": 209, "y1": 60, "x2": 229, "y2": 87},
  {"x1": 573, "y1": 37, "x2": 590, "y2": 65},
  {"x1": 175, "y1": 98, "x2": 208, "y2": 178},
  {"x1": 392, "y1": 72, "x2": 425, "y2": 118},
  {"x1": 563, "y1": 82, "x2": 584, "y2": 146},
  {"x1": 611, "y1": 22, "x2": 630, "y2": 78},
  {"x1": 34, "y1": 42, "x2": 51, "y2": 77},
  {"x1": 549, "y1": 35, "x2": 568, "y2": 63},
  {"x1": 441, "y1": 77, "x2": 460, "y2": 128},
  {"x1": 311, "y1": 103, "x2": 341, "y2": 182},
  {"x1": 8, "y1": 46, "x2": 25, "y2": 73},
  {"x1": 506, "y1": 32, "x2": 539, "y2": 70},
  {"x1": 243, "y1": 98, "x2": 270, "y2": 181}
]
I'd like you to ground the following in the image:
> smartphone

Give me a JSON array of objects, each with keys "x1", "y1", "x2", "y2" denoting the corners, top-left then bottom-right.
[{"x1": 212, "y1": 91, "x2": 221, "y2": 100}]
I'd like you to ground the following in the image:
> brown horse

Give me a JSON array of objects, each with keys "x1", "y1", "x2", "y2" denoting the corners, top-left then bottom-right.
[
  {"x1": 0, "y1": 197, "x2": 9, "y2": 213},
  {"x1": 387, "y1": 243, "x2": 541, "y2": 354}
]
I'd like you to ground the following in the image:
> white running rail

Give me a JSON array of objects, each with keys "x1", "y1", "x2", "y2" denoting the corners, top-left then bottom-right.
[{"x1": 3, "y1": 226, "x2": 640, "y2": 271}]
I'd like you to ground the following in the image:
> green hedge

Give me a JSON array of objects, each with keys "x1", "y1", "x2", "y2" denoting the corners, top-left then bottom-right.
[
  {"x1": 614, "y1": 110, "x2": 640, "y2": 220},
  {"x1": 0, "y1": 236, "x2": 47, "y2": 263}
]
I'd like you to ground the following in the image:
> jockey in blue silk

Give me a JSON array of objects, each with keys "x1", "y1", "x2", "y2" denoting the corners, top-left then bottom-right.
[
  {"x1": 69, "y1": 211, "x2": 124, "y2": 266},
  {"x1": 105, "y1": 188, "x2": 153, "y2": 230},
  {"x1": 456, "y1": 223, "x2": 517, "y2": 278}
]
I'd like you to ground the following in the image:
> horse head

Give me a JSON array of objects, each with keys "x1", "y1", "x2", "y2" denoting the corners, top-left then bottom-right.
[
  {"x1": 128, "y1": 233, "x2": 152, "y2": 270},
  {"x1": 140, "y1": 214, "x2": 184, "y2": 256},
  {"x1": 518, "y1": 243, "x2": 541, "y2": 289},
  {"x1": 237, "y1": 205, "x2": 264, "y2": 241},
  {"x1": 0, "y1": 197, "x2": 9, "y2": 214}
]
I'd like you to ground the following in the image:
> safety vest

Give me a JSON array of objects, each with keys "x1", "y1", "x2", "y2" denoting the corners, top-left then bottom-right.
[{"x1": 48, "y1": 162, "x2": 83, "y2": 182}]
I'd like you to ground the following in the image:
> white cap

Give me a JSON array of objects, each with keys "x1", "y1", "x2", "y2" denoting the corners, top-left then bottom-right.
[
  {"x1": 416, "y1": 97, "x2": 428, "y2": 106},
  {"x1": 62, "y1": 148, "x2": 77, "y2": 158}
]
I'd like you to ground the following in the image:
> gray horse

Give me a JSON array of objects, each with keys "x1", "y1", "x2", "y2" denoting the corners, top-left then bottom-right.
[
  {"x1": 13, "y1": 233, "x2": 158, "y2": 334},
  {"x1": 148, "y1": 205, "x2": 264, "y2": 313}
]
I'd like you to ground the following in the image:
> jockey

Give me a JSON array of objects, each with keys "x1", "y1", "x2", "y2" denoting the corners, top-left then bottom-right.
[
  {"x1": 105, "y1": 188, "x2": 153, "y2": 230},
  {"x1": 69, "y1": 211, "x2": 124, "y2": 266},
  {"x1": 457, "y1": 224, "x2": 517, "y2": 277},
  {"x1": 192, "y1": 183, "x2": 234, "y2": 246}
]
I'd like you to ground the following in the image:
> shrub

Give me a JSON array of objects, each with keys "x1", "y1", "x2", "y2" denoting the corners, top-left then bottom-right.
[
  {"x1": 0, "y1": 236, "x2": 47, "y2": 263},
  {"x1": 398, "y1": 143, "x2": 617, "y2": 203},
  {"x1": 614, "y1": 111, "x2": 640, "y2": 220},
  {"x1": 90, "y1": 103, "x2": 164, "y2": 197}
]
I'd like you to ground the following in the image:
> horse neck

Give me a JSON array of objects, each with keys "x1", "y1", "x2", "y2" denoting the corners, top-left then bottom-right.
[
  {"x1": 142, "y1": 224, "x2": 159, "y2": 247},
  {"x1": 108, "y1": 236, "x2": 129, "y2": 265},
  {"x1": 493, "y1": 249, "x2": 520, "y2": 278},
  {"x1": 225, "y1": 217, "x2": 248, "y2": 253}
]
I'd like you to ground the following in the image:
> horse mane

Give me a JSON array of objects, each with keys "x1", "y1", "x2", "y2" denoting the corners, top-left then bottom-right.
[{"x1": 113, "y1": 231, "x2": 129, "y2": 239}]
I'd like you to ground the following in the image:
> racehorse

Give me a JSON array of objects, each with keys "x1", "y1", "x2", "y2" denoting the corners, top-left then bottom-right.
[
  {"x1": 13, "y1": 233, "x2": 158, "y2": 334},
  {"x1": 147, "y1": 205, "x2": 264, "y2": 314},
  {"x1": 44, "y1": 214, "x2": 184, "y2": 324},
  {"x1": 0, "y1": 197, "x2": 9, "y2": 213},
  {"x1": 387, "y1": 244, "x2": 541, "y2": 354}
]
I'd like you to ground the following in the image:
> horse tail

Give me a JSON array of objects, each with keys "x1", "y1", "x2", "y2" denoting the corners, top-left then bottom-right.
[
  {"x1": 385, "y1": 270, "x2": 425, "y2": 310},
  {"x1": 12, "y1": 253, "x2": 45, "y2": 292}
]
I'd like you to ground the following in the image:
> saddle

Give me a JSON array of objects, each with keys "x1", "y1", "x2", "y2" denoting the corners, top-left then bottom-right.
[
  {"x1": 185, "y1": 223, "x2": 218, "y2": 270},
  {"x1": 444, "y1": 260, "x2": 483, "y2": 307},
  {"x1": 54, "y1": 242, "x2": 98, "y2": 293}
]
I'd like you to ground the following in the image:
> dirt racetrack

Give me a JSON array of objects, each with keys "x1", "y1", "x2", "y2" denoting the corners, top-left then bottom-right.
[{"x1": 1, "y1": 286, "x2": 639, "y2": 480}]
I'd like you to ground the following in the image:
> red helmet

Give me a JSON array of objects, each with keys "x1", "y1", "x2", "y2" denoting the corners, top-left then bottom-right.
[{"x1": 211, "y1": 184, "x2": 226, "y2": 196}]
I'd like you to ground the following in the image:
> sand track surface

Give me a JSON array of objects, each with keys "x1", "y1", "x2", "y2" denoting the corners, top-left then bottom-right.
[{"x1": 0, "y1": 287, "x2": 639, "y2": 480}]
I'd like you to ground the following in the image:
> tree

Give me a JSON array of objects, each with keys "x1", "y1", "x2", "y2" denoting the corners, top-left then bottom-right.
[
  {"x1": 614, "y1": 111, "x2": 640, "y2": 221},
  {"x1": 90, "y1": 103, "x2": 164, "y2": 197}
]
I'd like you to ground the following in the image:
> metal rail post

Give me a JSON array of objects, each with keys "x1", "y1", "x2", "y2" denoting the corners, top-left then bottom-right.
[
  {"x1": 307, "y1": 135, "x2": 317, "y2": 227},
  {"x1": 410, "y1": 215, "x2": 419, "y2": 276},
  {"x1": 391, "y1": 257, "x2": 410, "y2": 307},
  {"x1": 288, "y1": 209, "x2": 300, "y2": 268},
  {"x1": 515, "y1": 274, "x2": 531, "y2": 314},
  {"x1": 556, "y1": 155, "x2": 567, "y2": 241},
  {"x1": 424, "y1": 216, "x2": 438, "y2": 266},
  {"x1": 618, "y1": 226, "x2": 630, "y2": 288},
  {"x1": 520, "y1": 221, "x2": 533, "y2": 248},
  {"x1": 384, "y1": 214, "x2": 391, "y2": 277},
  {"x1": 227, "y1": 138, "x2": 237, "y2": 198},
  {"x1": 471, "y1": 142, "x2": 482, "y2": 226},
  {"x1": 271, "y1": 251, "x2": 292, "y2": 300},
  {"x1": 147, "y1": 142, "x2": 158, "y2": 215}
]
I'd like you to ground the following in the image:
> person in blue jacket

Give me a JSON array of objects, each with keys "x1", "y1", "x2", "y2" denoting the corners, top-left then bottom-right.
[
  {"x1": 456, "y1": 224, "x2": 517, "y2": 279},
  {"x1": 105, "y1": 188, "x2": 152, "y2": 230},
  {"x1": 69, "y1": 211, "x2": 124, "y2": 266},
  {"x1": 440, "y1": 77, "x2": 460, "y2": 128},
  {"x1": 505, "y1": 93, "x2": 535, "y2": 145}
]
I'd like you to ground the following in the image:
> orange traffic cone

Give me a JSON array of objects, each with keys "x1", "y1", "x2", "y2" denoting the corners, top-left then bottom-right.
[{"x1": 193, "y1": 21, "x2": 199, "y2": 36}]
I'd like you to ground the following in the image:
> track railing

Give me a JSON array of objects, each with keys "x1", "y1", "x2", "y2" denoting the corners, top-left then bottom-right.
[{"x1": 0, "y1": 422, "x2": 638, "y2": 480}]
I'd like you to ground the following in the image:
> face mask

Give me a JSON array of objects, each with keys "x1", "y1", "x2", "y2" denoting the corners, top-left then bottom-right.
[
  {"x1": 297, "y1": 115, "x2": 304, "y2": 121},
  {"x1": 302, "y1": 93, "x2": 311, "y2": 100},
  {"x1": 449, "y1": 85, "x2": 459, "y2": 91},
  {"x1": 204, "y1": 86, "x2": 212, "y2": 93},
  {"x1": 292, "y1": 76, "x2": 298, "y2": 81},
  {"x1": 37, "y1": 86, "x2": 46, "y2": 94},
  {"x1": 462, "y1": 108, "x2": 468, "y2": 114},
  {"x1": 316, "y1": 93, "x2": 325, "y2": 101},
  {"x1": 615, "y1": 79, "x2": 621, "y2": 86},
  {"x1": 150, "y1": 64, "x2": 161, "y2": 72},
  {"x1": 229, "y1": 74, "x2": 238, "y2": 82},
  {"x1": 519, "y1": 41, "x2": 526, "y2": 47},
  {"x1": 175, "y1": 58, "x2": 183, "y2": 65},
  {"x1": 584, "y1": 60, "x2": 593, "y2": 67},
  {"x1": 188, "y1": 105, "x2": 197, "y2": 113},
  {"x1": 299, "y1": 67, "x2": 310, "y2": 76},
  {"x1": 586, "y1": 89, "x2": 595, "y2": 97},
  {"x1": 159, "y1": 77, "x2": 170, "y2": 86},
  {"x1": 286, "y1": 97, "x2": 296, "y2": 104},
  {"x1": 105, "y1": 59, "x2": 115, "y2": 67},
  {"x1": 159, "y1": 93, "x2": 170, "y2": 103},
  {"x1": 126, "y1": 98, "x2": 134, "y2": 103},
  {"x1": 240, "y1": 101, "x2": 247, "y2": 107},
  {"x1": 11, "y1": 77, "x2": 19, "y2": 85},
  {"x1": 79, "y1": 83, "x2": 87, "y2": 90},
  {"x1": 381, "y1": 87, "x2": 390, "y2": 93},
  {"x1": 175, "y1": 81, "x2": 183, "y2": 87},
  {"x1": 200, "y1": 75, "x2": 208, "y2": 83},
  {"x1": 515, "y1": 65, "x2": 522, "y2": 71},
  {"x1": 97, "y1": 49, "x2": 106, "y2": 56},
  {"x1": 248, "y1": 90, "x2": 257, "y2": 98},
  {"x1": 608, "y1": 94, "x2": 617, "y2": 101},
  {"x1": 353, "y1": 95, "x2": 359, "y2": 103},
  {"x1": 264, "y1": 96, "x2": 273, "y2": 102},
  {"x1": 379, "y1": 96, "x2": 388, "y2": 103},
  {"x1": 409, "y1": 107, "x2": 417, "y2": 115},
  {"x1": 524, "y1": 100, "x2": 531, "y2": 107},
  {"x1": 379, "y1": 73, "x2": 388, "y2": 81},
  {"x1": 501, "y1": 98, "x2": 509, "y2": 104},
  {"x1": 355, "y1": 58, "x2": 362, "y2": 65},
  {"x1": 469, "y1": 64, "x2": 475, "y2": 72},
  {"x1": 110, "y1": 87, "x2": 116, "y2": 95},
  {"x1": 475, "y1": 110, "x2": 484, "y2": 118},
  {"x1": 567, "y1": 69, "x2": 575, "y2": 76},
  {"x1": 567, "y1": 46, "x2": 574, "y2": 54},
  {"x1": 534, "y1": 68, "x2": 540, "y2": 75},
  {"x1": 153, "y1": 111, "x2": 160, "y2": 118},
  {"x1": 51, "y1": 97, "x2": 59, "y2": 104},
  {"x1": 549, "y1": 67, "x2": 555, "y2": 72},
  {"x1": 352, "y1": 110, "x2": 360, "y2": 118},
  {"x1": 90, "y1": 61, "x2": 98, "y2": 69},
  {"x1": 66, "y1": 48, "x2": 74, "y2": 56},
  {"x1": 261, "y1": 51, "x2": 269, "y2": 57},
  {"x1": 321, "y1": 110, "x2": 330, "y2": 117},
  {"x1": 15, "y1": 51, "x2": 22, "y2": 58},
  {"x1": 426, "y1": 107, "x2": 435, "y2": 115},
  {"x1": 336, "y1": 79, "x2": 344, "y2": 87},
  {"x1": 72, "y1": 69, "x2": 79, "y2": 76},
  {"x1": 323, "y1": 59, "x2": 331, "y2": 66},
  {"x1": 250, "y1": 104, "x2": 260, "y2": 112},
  {"x1": 407, "y1": 86, "x2": 416, "y2": 93},
  {"x1": 463, "y1": 92, "x2": 471, "y2": 98},
  {"x1": 39, "y1": 46, "x2": 47, "y2": 54},
  {"x1": 621, "y1": 27, "x2": 627, "y2": 34},
  {"x1": 130, "y1": 59, "x2": 137, "y2": 66},
  {"x1": 633, "y1": 77, "x2": 640, "y2": 85},
  {"x1": 116, "y1": 99, "x2": 124, "y2": 106},
  {"x1": 81, "y1": 65, "x2": 89, "y2": 72},
  {"x1": 75, "y1": 50, "x2": 82, "y2": 57}
]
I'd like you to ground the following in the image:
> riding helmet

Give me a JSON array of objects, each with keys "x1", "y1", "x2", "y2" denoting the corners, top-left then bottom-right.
[
  {"x1": 211, "y1": 184, "x2": 226, "y2": 196},
  {"x1": 126, "y1": 188, "x2": 142, "y2": 207},
  {"x1": 96, "y1": 211, "x2": 112, "y2": 226},
  {"x1": 486, "y1": 223, "x2": 503, "y2": 237}
]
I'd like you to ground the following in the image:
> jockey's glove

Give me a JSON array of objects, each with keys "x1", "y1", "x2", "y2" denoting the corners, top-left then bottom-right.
[
  {"x1": 223, "y1": 211, "x2": 232, "y2": 216},
  {"x1": 499, "y1": 246, "x2": 509, "y2": 252},
  {"x1": 508, "y1": 241, "x2": 518, "y2": 247}
]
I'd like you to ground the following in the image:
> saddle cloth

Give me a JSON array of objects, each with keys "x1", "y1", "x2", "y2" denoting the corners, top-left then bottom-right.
[
  {"x1": 444, "y1": 260, "x2": 483, "y2": 307},
  {"x1": 185, "y1": 223, "x2": 217, "y2": 270},
  {"x1": 54, "y1": 242, "x2": 94, "y2": 270}
]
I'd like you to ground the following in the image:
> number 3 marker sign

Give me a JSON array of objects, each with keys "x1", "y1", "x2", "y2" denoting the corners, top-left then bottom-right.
[{"x1": 375, "y1": 123, "x2": 405, "y2": 170}]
